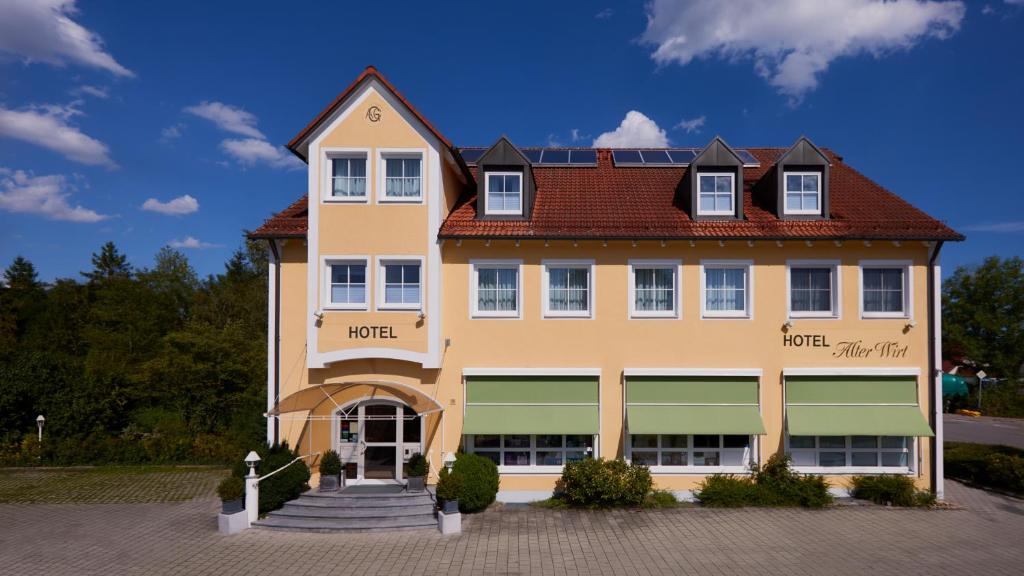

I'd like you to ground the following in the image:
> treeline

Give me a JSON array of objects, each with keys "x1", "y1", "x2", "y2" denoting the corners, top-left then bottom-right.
[{"x1": 0, "y1": 240, "x2": 268, "y2": 465}]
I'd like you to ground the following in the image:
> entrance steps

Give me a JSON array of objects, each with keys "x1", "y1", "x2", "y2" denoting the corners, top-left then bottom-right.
[{"x1": 253, "y1": 489, "x2": 437, "y2": 532}]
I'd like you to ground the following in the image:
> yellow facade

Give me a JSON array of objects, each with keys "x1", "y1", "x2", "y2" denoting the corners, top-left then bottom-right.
[{"x1": 265, "y1": 74, "x2": 942, "y2": 500}]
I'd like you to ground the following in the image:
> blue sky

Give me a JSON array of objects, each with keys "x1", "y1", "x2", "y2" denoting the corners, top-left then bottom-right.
[{"x1": 1, "y1": 0, "x2": 1022, "y2": 281}]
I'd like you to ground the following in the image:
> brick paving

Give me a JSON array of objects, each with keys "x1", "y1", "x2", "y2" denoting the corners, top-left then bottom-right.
[
  {"x1": 0, "y1": 466, "x2": 227, "y2": 504},
  {"x1": 0, "y1": 478, "x2": 1021, "y2": 575}
]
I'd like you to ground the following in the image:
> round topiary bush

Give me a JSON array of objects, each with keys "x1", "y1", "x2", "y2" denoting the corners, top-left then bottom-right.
[
  {"x1": 560, "y1": 458, "x2": 652, "y2": 508},
  {"x1": 451, "y1": 452, "x2": 499, "y2": 513},
  {"x1": 319, "y1": 449, "x2": 342, "y2": 476}
]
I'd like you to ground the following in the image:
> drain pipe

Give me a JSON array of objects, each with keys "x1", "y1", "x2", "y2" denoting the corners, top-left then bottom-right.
[
  {"x1": 927, "y1": 240, "x2": 944, "y2": 500},
  {"x1": 267, "y1": 239, "x2": 282, "y2": 446}
]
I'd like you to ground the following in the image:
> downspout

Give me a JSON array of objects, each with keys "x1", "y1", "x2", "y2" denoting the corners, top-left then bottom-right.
[
  {"x1": 269, "y1": 239, "x2": 282, "y2": 446},
  {"x1": 927, "y1": 240, "x2": 944, "y2": 499}
]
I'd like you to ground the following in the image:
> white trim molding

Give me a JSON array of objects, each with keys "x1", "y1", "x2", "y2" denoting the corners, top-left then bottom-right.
[
  {"x1": 462, "y1": 368, "x2": 602, "y2": 377},
  {"x1": 321, "y1": 147, "x2": 370, "y2": 204},
  {"x1": 859, "y1": 259, "x2": 914, "y2": 320},
  {"x1": 782, "y1": 171, "x2": 823, "y2": 216},
  {"x1": 376, "y1": 148, "x2": 426, "y2": 204},
  {"x1": 786, "y1": 259, "x2": 841, "y2": 319},
  {"x1": 321, "y1": 255, "x2": 370, "y2": 311},
  {"x1": 483, "y1": 171, "x2": 524, "y2": 216},
  {"x1": 696, "y1": 172, "x2": 736, "y2": 216},
  {"x1": 469, "y1": 259, "x2": 523, "y2": 319},
  {"x1": 782, "y1": 367, "x2": 921, "y2": 377},
  {"x1": 628, "y1": 259, "x2": 682, "y2": 319},
  {"x1": 542, "y1": 259, "x2": 596, "y2": 319},
  {"x1": 624, "y1": 368, "x2": 763, "y2": 378},
  {"x1": 699, "y1": 259, "x2": 754, "y2": 319},
  {"x1": 376, "y1": 255, "x2": 425, "y2": 311}
]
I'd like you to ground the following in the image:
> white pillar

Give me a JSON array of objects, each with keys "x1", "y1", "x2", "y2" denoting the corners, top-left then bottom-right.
[{"x1": 245, "y1": 472, "x2": 259, "y2": 527}]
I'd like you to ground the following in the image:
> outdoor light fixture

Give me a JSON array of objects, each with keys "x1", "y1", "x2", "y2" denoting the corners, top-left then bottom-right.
[
  {"x1": 36, "y1": 415, "x2": 45, "y2": 442},
  {"x1": 443, "y1": 452, "x2": 457, "y2": 471},
  {"x1": 245, "y1": 450, "x2": 261, "y2": 477},
  {"x1": 783, "y1": 320, "x2": 793, "y2": 330},
  {"x1": 906, "y1": 320, "x2": 917, "y2": 330}
]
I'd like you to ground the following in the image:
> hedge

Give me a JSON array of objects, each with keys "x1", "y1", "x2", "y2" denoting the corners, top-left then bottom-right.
[{"x1": 945, "y1": 442, "x2": 1024, "y2": 496}]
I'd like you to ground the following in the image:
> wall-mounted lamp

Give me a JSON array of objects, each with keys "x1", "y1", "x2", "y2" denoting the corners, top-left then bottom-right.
[
  {"x1": 905, "y1": 320, "x2": 917, "y2": 330},
  {"x1": 783, "y1": 320, "x2": 793, "y2": 330},
  {"x1": 313, "y1": 310, "x2": 324, "y2": 321}
]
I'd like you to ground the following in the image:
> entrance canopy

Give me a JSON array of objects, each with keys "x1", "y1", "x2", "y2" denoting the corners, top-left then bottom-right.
[{"x1": 267, "y1": 380, "x2": 444, "y2": 417}]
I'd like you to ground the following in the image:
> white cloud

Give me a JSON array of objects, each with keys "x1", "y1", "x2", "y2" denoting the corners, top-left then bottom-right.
[
  {"x1": 159, "y1": 123, "x2": 184, "y2": 143},
  {"x1": 184, "y1": 101, "x2": 264, "y2": 138},
  {"x1": 641, "y1": 0, "x2": 965, "y2": 100},
  {"x1": 595, "y1": 8, "x2": 614, "y2": 19},
  {"x1": 0, "y1": 168, "x2": 108, "y2": 222},
  {"x1": 675, "y1": 115, "x2": 706, "y2": 134},
  {"x1": 0, "y1": 0, "x2": 133, "y2": 77},
  {"x1": 141, "y1": 194, "x2": 199, "y2": 215},
  {"x1": 168, "y1": 236, "x2": 221, "y2": 249},
  {"x1": 962, "y1": 221, "x2": 1024, "y2": 233},
  {"x1": 0, "y1": 103, "x2": 116, "y2": 168},
  {"x1": 592, "y1": 111, "x2": 669, "y2": 148},
  {"x1": 220, "y1": 138, "x2": 304, "y2": 170},
  {"x1": 72, "y1": 85, "x2": 108, "y2": 99},
  {"x1": 1005, "y1": 0, "x2": 1023, "y2": 5}
]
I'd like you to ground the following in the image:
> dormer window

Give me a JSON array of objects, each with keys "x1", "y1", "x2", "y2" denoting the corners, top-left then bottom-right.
[
  {"x1": 784, "y1": 172, "x2": 821, "y2": 215},
  {"x1": 697, "y1": 173, "x2": 735, "y2": 216},
  {"x1": 485, "y1": 172, "x2": 523, "y2": 215}
]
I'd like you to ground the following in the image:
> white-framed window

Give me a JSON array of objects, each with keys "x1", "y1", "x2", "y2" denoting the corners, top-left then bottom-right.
[
  {"x1": 542, "y1": 260, "x2": 594, "y2": 318},
  {"x1": 627, "y1": 434, "x2": 753, "y2": 473},
  {"x1": 784, "y1": 172, "x2": 821, "y2": 215},
  {"x1": 700, "y1": 260, "x2": 753, "y2": 318},
  {"x1": 787, "y1": 260, "x2": 840, "y2": 318},
  {"x1": 484, "y1": 172, "x2": 523, "y2": 215},
  {"x1": 697, "y1": 172, "x2": 735, "y2": 216},
  {"x1": 323, "y1": 257, "x2": 369, "y2": 310},
  {"x1": 860, "y1": 260, "x2": 912, "y2": 318},
  {"x1": 470, "y1": 260, "x2": 522, "y2": 318},
  {"x1": 379, "y1": 151, "x2": 423, "y2": 202},
  {"x1": 464, "y1": 434, "x2": 594, "y2": 473},
  {"x1": 323, "y1": 149, "x2": 369, "y2": 203},
  {"x1": 787, "y1": 435, "x2": 914, "y2": 474},
  {"x1": 629, "y1": 260, "x2": 680, "y2": 318},
  {"x1": 377, "y1": 257, "x2": 422, "y2": 310}
]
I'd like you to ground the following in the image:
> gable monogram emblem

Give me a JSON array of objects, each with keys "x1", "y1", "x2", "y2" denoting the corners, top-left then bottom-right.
[{"x1": 366, "y1": 106, "x2": 382, "y2": 123}]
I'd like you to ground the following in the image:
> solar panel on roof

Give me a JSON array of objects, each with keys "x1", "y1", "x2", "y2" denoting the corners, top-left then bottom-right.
[
  {"x1": 667, "y1": 149, "x2": 697, "y2": 164},
  {"x1": 612, "y1": 150, "x2": 643, "y2": 165},
  {"x1": 520, "y1": 149, "x2": 542, "y2": 163},
  {"x1": 640, "y1": 150, "x2": 671, "y2": 164},
  {"x1": 569, "y1": 150, "x2": 597, "y2": 164},
  {"x1": 459, "y1": 149, "x2": 485, "y2": 164},
  {"x1": 736, "y1": 150, "x2": 759, "y2": 165},
  {"x1": 539, "y1": 149, "x2": 570, "y2": 164}
]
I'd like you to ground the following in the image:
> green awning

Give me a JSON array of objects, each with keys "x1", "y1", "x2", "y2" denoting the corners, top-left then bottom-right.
[
  {"x1": 462, "y1": 405, "x2": 598, "y2": 435},
  {"x1": 787, "y1": 405, "x2": 933, "y2": 437},
  {"x1": 627, "y1": 405, "x2": 766, "y2": 435}
]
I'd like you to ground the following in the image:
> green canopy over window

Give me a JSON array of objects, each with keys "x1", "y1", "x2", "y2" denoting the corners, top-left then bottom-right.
[
  {"x1": 625, "y1": 376, "x2": 765, "y2": 435},
  {"x1": 785, "y1": 376, "x2": 933, "y2": 437},
  {"x1": 462, "y1": 376, "x2": 599, "y2": 435}
]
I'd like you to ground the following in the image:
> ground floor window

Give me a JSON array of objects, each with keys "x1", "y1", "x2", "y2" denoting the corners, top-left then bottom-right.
[
  {"x1": 787, "y1": 436, "x2": 912, "y2": 470},
  {"x1": 464, "y1": 434, "x2": 594, "y2": 469},
  {"x1": 627, "y1": 434, "x2": 752, "y2": 469}
]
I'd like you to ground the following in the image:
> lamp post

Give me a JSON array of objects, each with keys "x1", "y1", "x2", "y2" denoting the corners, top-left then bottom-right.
[
  {"x1": 442, "y1": 451, "x2": 456, "y2": 472},
  {"x1": 36, "y1": 415, "x2": 45, "y2": 443},
  {"x1": 244, "y1": 451, "x2": 261, "y2": 526}
]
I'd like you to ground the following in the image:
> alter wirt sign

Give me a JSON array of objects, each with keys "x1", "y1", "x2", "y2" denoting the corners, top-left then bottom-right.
[{"x1": 782, "y1": 333, "x2": 909, "y2": 359}]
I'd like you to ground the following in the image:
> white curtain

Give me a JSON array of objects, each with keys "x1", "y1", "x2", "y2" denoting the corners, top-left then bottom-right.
[
  {"x1": 705, "y1": 268, "x2": 745, "y2": 311},
  {"x1": 790, "y1": 268, "x2": 831, "y2": 312}
]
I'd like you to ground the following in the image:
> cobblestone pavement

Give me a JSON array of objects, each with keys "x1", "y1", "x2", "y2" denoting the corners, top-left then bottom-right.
[
  {"x1": 0, "y1": 466, "x2": 227, "y2": 503},
  {"x1": 0, "y1": 480, "x2": 1021, "y2": 576}
]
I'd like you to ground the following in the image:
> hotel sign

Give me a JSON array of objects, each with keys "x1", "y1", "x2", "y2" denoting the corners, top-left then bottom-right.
[
  {"x1": 348, "y1": 325, "x2": 398, "y2": 339},
  {"x1": 783, "y1": 333, "x2": 909, "y2": 359}
]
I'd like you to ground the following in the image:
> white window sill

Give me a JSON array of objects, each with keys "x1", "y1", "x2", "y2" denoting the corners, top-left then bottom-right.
[
  {"x1": 702, "y1": 312, "x2": 751, "y2": 319},
  {"x1": 378, "y1": 196, "x2": 423, "y2": 204},
  {"x1": 543, "y1": 312, "x2": 593, "y2": 319},
  {"x1": 322, "y1": 303, "x2": 368, "y2": 311},
  {"x1": 496, "y1": 466, "x2": 567, "y2": 475},
  {"x1": 630, "y1": 310, "x2": 679, "y2": 319},
  {"x1": 323, "y1": 196, "x2": 368, "y2": 204},
  {"x1": 471, "y1": 312, "x2": 521, "y2": 319},
  {"x1": 788, "y1": 312, "x2": 838, "y2": 319},
  {"x1": 644, "y1": 466, "x2": 751, "y2": 475},
  {"x1": 697, "y1": 211, "x2": 735, "y2": 217},
  {"x1": 860, "y1": 312, "x2": 910, "y2": 320},
  {"x1": 793, "y1": 467, "x2": 913, "y2": 475},
  {"x1": 485, "y1": 211, "x2": 523, "y2": 217},
  {"x1": 783, "y1": 210, "x2": 822, "y2": 216},
  {"x1": 378, "y1": 304, "x2": 422, "y2": 311}
]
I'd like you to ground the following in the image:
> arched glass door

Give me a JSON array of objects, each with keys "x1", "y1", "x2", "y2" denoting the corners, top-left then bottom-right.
[{"x1": 337, "y1": 401, "x2": 422, "y2": 483}]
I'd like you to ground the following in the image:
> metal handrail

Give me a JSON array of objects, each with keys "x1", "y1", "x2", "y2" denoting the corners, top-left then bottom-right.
[{"x1": 256, "y1": 452, "x2": 320, "y2": 483}]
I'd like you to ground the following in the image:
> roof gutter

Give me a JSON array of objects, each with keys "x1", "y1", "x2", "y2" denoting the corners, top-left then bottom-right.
[{"x1": 927, "y1": 240, "x2": 945, "y2": 500}]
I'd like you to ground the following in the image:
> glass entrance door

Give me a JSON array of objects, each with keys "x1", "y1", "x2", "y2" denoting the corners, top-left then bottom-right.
[
  {"x1": 363, "y1": 405, "x2": 399, "y2": 480},
  {"x1": 336, "y1": 401, "x2": 422, "y2": 483}
]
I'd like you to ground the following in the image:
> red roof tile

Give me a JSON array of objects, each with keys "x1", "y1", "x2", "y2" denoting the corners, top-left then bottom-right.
[{"x1": 249, "y1": 148, "x2": 962, "y2": 242}]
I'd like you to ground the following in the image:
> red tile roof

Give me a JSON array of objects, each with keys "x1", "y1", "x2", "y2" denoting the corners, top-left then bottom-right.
[{"x1": 249, "y1": 148, "x2": 962, "y2": 242}]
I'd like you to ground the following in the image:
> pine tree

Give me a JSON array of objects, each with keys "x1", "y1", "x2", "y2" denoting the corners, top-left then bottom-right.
[
  {"x1": 82, "y1": 242, "x2": 132, "y2": 282},
  {"x1": 3, "y1": 256, "x2": 40, "y2": 290}
]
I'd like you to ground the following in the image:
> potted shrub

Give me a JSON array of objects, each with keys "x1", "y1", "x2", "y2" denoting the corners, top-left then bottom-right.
[
  {"x1": 318, "y1": 449, "x2": 342, "y2": 492},
  {"x1": 405, "y1": 453, "x2": 428, "y2": 492},
  {"x1": 436, "y1": 467, "x2": 463, "y2": 514},
  {"x1": 217, "y1": 476, "x2": 245, "y2": 514}
]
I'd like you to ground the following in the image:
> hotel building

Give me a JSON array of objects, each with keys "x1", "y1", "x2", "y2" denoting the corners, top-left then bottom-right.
[{"x1": 250, "y1": 67, "x2": 963, "y2": 501}]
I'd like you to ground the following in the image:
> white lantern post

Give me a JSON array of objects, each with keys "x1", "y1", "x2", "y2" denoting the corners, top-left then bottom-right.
[
  {"x1": 244, "y1": 451, "x2": 261, "y2": 526},
  {"x1": 36, "y1": 415, "x2": 45, "y2": 443}
]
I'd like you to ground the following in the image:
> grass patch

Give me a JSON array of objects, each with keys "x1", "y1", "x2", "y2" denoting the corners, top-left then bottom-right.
[
  {"x1": 0, "y1": 465, "x2": 227, "y2": 504},
  {"x1": 945, "y1": 442, "x2": 1024, "y2": 496}
]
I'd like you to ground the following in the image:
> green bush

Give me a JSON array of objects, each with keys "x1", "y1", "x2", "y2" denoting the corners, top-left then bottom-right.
[
  {"x1": 436, "y1": 467, "x2": 463, "y2": 503},
  {"x1": 560, "y1": 458, "x2": 653, "y2": 508},
  {"x1": 232, "y1": 442, "x2": 310, "y2": 515},
  {"x1": 695, "y1": 454, "x2": 832, "y2": 508},
  {"x1": 850, "y1": 475, "x2": 933, "y2": 507},
  {"x1": 946, "y1": 442, "x2": 1024, "y2": 496},
  {"x1": 452, "y1": 452, "x2": 500, "y2": 513},
  {"x1": 216, "y1": 476, "x2": 245, "y2": 502},
  {"x1": 318, "y1": 449, "x2": 342, "y2": 477},
  {"x1": 642, "y1": 489, "x2": 679, "y2": 509},
  {"x1": 405, "y1": 452, "x2": 428, "y2": 477}
]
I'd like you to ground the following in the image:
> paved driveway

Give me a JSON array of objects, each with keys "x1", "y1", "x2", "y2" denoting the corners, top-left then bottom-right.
[
  {"x1": 944, "y1": 413, "x2": 1024, "y2": 449},
  {"x1": 0, "y1": 480, "x2": 1022, "y2": 576}
]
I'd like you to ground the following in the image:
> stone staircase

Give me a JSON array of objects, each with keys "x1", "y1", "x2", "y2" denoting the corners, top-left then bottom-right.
[{"x1": 253, "y1": 488, "x2": 437, "y2": 532}]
